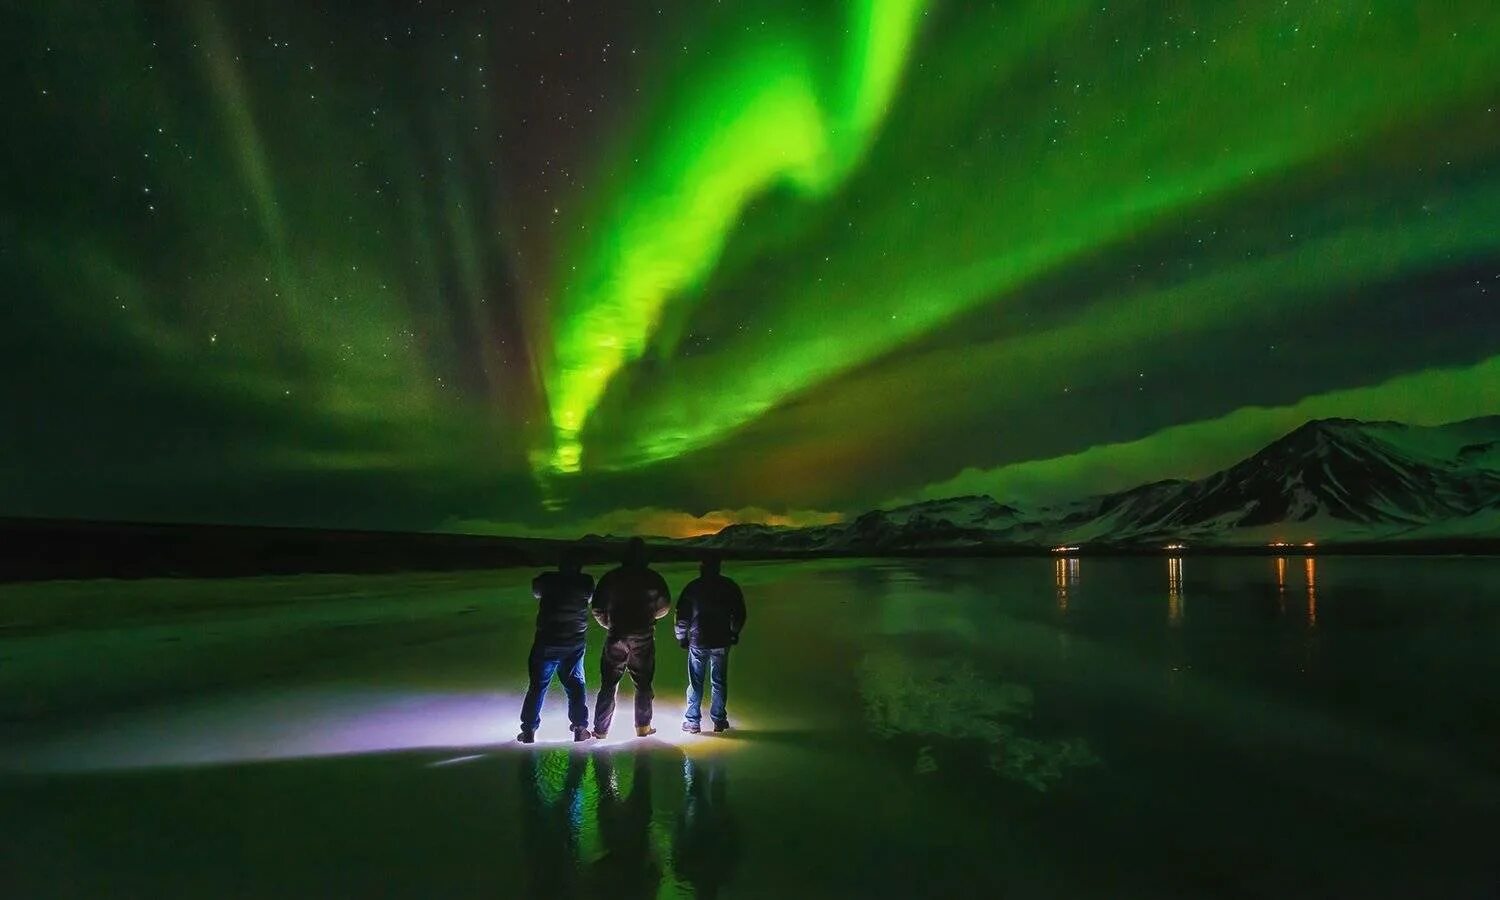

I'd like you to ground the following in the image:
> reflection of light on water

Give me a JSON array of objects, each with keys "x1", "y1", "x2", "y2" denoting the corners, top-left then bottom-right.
[
  {"x1": 1304, "y1": 557, "x2": 1318, "y2": 629},
  {"x1": 1, "y1": 687, "x2": 723, "y2": 774},
  {"x1": 1167, "y1": 557, "x2": 1184, "y2": 626},
  {"x1": 1053, "y1": 557, "x2": 1077, "y2": 613},
  {"x1": 1275, "y1": 556, "x2": 1288, "y2": 615}
]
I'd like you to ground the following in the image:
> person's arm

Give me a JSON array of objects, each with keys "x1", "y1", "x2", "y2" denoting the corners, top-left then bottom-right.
[
  {"x1": 729, "y1": 581, "x2": 746, "y2": 644},
  {"x1": 651, "y1": 572, "x2": 672, "y2": 620},
  {"x1": 590, "y1": 574, "x2": 611, "y2": 629},
  {"x1": 674, "y1": 584, "x2": 693, "y2": 647}
]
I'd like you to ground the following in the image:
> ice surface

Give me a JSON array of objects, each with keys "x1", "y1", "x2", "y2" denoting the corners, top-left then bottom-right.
[{"x1": 4, "y1": 558, "x2": 1500, "y2": 897}]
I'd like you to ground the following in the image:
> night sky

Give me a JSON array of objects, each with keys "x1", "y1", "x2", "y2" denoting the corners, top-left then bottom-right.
[{"x1": 4, "y1": 1, "x2": 1499, "y2": 537}]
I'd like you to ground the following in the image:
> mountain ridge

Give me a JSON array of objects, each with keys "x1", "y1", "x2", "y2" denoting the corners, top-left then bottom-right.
[{"x1": 686, "y1": 416, "x2": 1500, "y2": 553}]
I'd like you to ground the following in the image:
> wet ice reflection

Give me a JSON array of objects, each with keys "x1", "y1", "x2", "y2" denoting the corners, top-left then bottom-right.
[
  {"x1": 858, "y1": 649, "x2": 1097, "y2": 790},
  {"x1": 515, "y1": 747, "x2": 740, "y2": 899}
]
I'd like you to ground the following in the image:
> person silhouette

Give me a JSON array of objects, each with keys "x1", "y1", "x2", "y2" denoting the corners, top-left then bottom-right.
[
  {"x1": 518, "y1": 749, "x2": 588, "y2": 898},
  {"x1": 674, "y1": 555, "x2": 746, "y2": 733},
  {"x1": 519, "y1": 549, "x2": 594, "y2": 743},
  {"x1": 590, "y1": 538, "x2": 672, "y2": 738},
  {"x1": 672, "y1": 756, "x2": 740, "y2": 898},
  {"x1": 588, "y1": 750, "x2": 662, "y2": 898}
]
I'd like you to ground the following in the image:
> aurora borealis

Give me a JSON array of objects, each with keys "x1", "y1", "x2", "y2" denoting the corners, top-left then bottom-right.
[{"x1": 4, "y1": 1, "x2": 1500, "y2": 537}]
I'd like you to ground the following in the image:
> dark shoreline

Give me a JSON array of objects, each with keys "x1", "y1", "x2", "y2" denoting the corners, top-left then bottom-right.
[
  {"x1": 3, "y1": 517, "x2": 1498, "y2": 583},
  {"x1": 0, "y1": 518, "x2": 602, "y2": 583}
]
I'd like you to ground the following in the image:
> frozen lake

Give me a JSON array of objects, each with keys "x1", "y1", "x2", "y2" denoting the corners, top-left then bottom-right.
[{"x1": 2, "y1": 556, "x2": 1498, "y2": 898}]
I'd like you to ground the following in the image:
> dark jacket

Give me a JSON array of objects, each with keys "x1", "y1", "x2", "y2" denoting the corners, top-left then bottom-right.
[
  {"x1": 674, "y1": 575, "x2": 746, "y2": 650},
  {"x1": 532, "y1": 571, "x2": 595, "y2": 645},
  {"x1": 590, "y1": 564, "x2": 672, "y2": 639}
]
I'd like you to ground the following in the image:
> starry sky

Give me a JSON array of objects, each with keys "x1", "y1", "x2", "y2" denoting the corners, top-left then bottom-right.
[{"x1": 4, "y1": 1, "x2": 1500, "y2": 538}]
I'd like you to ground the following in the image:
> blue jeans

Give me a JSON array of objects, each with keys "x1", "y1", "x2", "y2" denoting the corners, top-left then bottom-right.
[
  {"x1": 684, "y1": 647, "x2": 730, "y2": 725},
  {"x1": 520, "y1": 641, "x2": 588, "y2": 731}
]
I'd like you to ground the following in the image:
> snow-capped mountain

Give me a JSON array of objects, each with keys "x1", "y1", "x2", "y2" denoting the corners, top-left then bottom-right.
[
  {"x1": 687, "y1": 417, "x2": 1500, "y2": 553},
  {"x1": 1066, "y1": 417, "x2": 1500, "y2": 544}
]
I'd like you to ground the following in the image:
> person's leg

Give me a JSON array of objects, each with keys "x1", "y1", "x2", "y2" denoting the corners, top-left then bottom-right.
[
  {"x1": 520, "y1": 642, "x2": 560, "y2": 733},
  {"x1": 683, "y1": 647, "x2": 706, "y2": 727},
  {"x1": 558, "y1": 642, "x2": 589, "y2": 730},
  {"x1": 593, "y1": 639, "x2": 628, "y2": 735},
  {"x1": 708, "y1": 648, "x2": 729, "y2": 725},
  {"x1": 628, "y1": 637, "x2": 657, "y2": 729}
]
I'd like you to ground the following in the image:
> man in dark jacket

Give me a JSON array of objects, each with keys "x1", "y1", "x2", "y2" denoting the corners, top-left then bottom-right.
[
  {"x1": 674, "y1": 555, "x2": 746, "y2": 733},
  {"x1": 519, "y1": 550, "x2": 594, "y2": 743},
  {"x1": 590, "y1": 538, "x2": 672, "y2": 738}
]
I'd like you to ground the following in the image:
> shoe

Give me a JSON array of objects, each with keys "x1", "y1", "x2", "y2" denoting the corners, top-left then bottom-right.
[
  {"x1": 571, "y1": 725, "x2": 591, "y2": 742},
  {"x1": 635, "y1": 725, "x2": 657, "y2": 738},
  {"x1": 712, "y1": 719, "x2": 730, "y2": 733},
  {"x1": 681, "y1": 721, "x2": 701, "y2": 734},
  {"x1": 517, "y1": 728, "x2": 536, "y2": 744},
  {"x1": 592, "y1": 729, "x2": 608, "y2": 740}
]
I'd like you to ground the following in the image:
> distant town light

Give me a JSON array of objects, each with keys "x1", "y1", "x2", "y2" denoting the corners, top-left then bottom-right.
[
  {"x1": 1051, "y1": 545, "x2": 1080, "y2": 553},
  {"x1": 1164, "y1": 543, "x2": 1187, "y2": 551}
]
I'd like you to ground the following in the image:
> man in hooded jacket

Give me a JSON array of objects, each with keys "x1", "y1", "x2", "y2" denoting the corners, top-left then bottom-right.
[
  {"x1": 519, "y1": 549, "x2": 594, "y2": 743},
  {"x1": 590, "y1": 538, "x2": 672, "y2": 738},
  {"x1": 674, "y1": 555, "x2": 746, "y2": 733}
]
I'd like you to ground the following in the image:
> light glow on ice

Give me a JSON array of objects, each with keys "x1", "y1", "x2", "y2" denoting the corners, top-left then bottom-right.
[{"x1": 1, "y1": 686, "x2": 734, "y2": 774}]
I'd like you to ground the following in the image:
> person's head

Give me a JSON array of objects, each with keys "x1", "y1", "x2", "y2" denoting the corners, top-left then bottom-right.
[
  {"x1": 700, "y1": 554, "x2": 722, "y2": 577},
  {"x1": 559, "y1": 547, "x2": 583, "y2": 574},
  {"x1": 623, "y1": 536, "x2": 647, "y2": 567}
]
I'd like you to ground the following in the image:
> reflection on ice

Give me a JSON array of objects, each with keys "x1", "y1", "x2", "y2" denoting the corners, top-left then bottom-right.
[
  {"x1": 675, "y1": 755, "x2": 739, "y2": 897},
  {"x1": 515, "y1": 746, "x2": 741, "y2": 899},
  {"x1": 1275, "y1": 556, "x2": 1288, "y2": 615},
  {"x1": 1305, "y1": 557, "x2": 1319, "y2": 629},
  {"x1": 1053, "y1": 557, "x2": 1078, "y2": 614},
  {"x1": 858, "y1": 650, "x2": 1097, "y2": 791},
  {"x1": 1167, "y1": 557, "x2": 1185, "y2": 626}
]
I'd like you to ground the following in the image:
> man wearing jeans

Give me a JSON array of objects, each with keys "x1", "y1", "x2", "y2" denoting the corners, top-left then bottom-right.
[
  {"x1": 518, "y1": 550, "x2": 594, "y2": 744},
  {"x1": 675, "y1": 555, "x2": 747, "y2": 733}
]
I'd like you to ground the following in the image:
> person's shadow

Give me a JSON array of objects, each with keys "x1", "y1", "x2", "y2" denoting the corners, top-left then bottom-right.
[{"x1": 672, "y1": 755, "x2": 741, "y2": 899}]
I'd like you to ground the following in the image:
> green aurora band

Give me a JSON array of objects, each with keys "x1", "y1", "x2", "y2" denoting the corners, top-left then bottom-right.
[
  {"x1": 541, "y1": 0, "x2": 927, "y2": 474},
  {"x1": 556, "y1": 1, "x2": 1500, "y2": 473}
]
